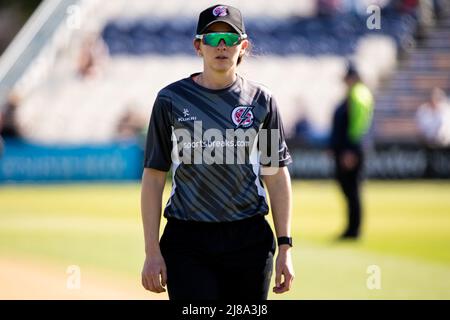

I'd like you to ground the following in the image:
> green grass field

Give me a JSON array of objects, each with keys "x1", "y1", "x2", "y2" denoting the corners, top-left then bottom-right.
[{"x1": 1, "y1": 180, "x2": 449, "y2": 299}]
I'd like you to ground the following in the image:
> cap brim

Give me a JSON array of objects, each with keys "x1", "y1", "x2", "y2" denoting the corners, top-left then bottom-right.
[{"x1": 199, "y1": 19, "x2": 244, "y2": 36}]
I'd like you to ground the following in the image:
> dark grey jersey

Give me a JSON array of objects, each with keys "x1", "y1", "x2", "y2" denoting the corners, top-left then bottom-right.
[{"x1": 144, "y1": 73, "x2": 292, "y2": 222}]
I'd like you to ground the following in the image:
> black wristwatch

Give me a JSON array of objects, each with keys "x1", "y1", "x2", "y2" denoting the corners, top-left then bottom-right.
[{"x1": 277, "y1": 236, "x2": 293, "y2": 247}]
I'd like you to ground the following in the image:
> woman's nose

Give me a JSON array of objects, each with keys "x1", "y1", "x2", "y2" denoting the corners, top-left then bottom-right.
[{"x1": 217, "y1": 39, "x2": 227, "y2": 49}]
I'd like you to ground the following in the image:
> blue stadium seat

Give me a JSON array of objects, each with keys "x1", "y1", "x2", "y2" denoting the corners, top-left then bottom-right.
[{"x1": 101, "y1": 12, "x2": 418, "y2": 56}]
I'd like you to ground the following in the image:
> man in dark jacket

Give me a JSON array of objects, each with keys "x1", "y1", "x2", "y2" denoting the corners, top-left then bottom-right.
[{"x1": 330, "y1": 63, "x2": 374, "y2": 239}]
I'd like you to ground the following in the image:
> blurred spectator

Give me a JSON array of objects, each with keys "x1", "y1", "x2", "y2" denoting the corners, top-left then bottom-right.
[
  {"x1": 415, "y1": 88, "x2": 450, "y2": 147},
  {"x1": 329, "y1": 62, "x2": 374, "y2": 240},
  {"x1": 295, "y1": 118, "x2": 330, "y2": 147},
  {"x1": 433, "y1": 0, "x2": 449, "y2": 20},
  {"x1": 294, "y1": 118, "x2": 312, "y2": 144},
  {"x1": 76, "y1": 33, "x2": 109, "y2": 79},
  {"x1": 115, "y1": 105, "x2": 147, "y2": 141},
  {"x1": 390, "y1": 0, "x2": 419, "y2": 15},
  {"x1": 417, "y1": 0, "x2": 436, "y2": 28},
  {"x1": 317, "y1": 0, "x2": 342, "y2": 16},
  {"x1": 388, "y1": 0, "x2": 447, "y2": 38},
  {"x1": 0, "y1": 93, "x2": 21, "y2": 139}
]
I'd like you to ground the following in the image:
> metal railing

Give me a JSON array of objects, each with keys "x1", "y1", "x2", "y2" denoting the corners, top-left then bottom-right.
[{"x1": 0, "y1": 0, "x2": 79, "y2": 110}]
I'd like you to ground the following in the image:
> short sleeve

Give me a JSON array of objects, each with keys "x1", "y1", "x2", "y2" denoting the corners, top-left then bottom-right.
[
  {"x1": 143, "y1": 94, "x2": 173, "y2": 171},
  {"x1": 259, "y1": 95, "x2": 293, "y2": 167}
]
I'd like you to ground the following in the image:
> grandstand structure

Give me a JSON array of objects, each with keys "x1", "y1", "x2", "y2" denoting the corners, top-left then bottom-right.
[
  {"x1": 375, "y1": 13, "x2": 450, "y2": 143},
  {"x1": 1, "y1": 0, "x2": 421, "y2": 145},
  {"x1": 1, "y1": 0, "x2": 449, "y2": 181}
]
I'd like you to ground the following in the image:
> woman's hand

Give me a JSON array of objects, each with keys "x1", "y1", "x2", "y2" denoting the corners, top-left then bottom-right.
[
  {"x1": 273, "y1": 246, "x2": 295, "y2": 294},
  {"x1": 340, "y1": 151, "x2": 358, "y2": 171},
  {"x1": 141, "y1": 251, "x2": 167, "y2": 293}
]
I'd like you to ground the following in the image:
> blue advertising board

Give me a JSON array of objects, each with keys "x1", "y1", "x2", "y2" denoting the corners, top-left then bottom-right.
[{"x1": 0, "y1": 139, "x2": 144, "y2": 183}]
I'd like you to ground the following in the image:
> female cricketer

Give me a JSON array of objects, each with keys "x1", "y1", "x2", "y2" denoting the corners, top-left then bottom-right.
[{"x1": 141, "y1": 4, "x2": 295, "y2": 300}]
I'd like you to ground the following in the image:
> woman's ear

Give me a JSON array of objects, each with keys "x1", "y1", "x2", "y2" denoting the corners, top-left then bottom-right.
[
  {"x1": 193, "y1": 39, "x2": 202, "y2": 56},
  {"x1": 239, "y1": 39, "x2": 249, "y2": 56}
]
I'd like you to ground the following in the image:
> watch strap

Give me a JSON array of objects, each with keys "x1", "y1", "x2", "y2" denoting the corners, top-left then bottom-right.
[{"x1": 277, "y1": 236, "x2": 293, "y2": 247}]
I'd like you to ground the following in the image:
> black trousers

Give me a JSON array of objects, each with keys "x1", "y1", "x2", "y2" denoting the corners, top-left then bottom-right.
[
  {"x1": 335, "y1": 152, "x2": 364, "y2": 237},
  {"x1": 159, "y1": 214, "x2": 276, "y2": 300}
]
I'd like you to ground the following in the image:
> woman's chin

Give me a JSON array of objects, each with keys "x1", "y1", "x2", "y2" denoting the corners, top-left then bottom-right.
[{"x1": 211, "y1": 64, "x2": 234, "y2": 73}]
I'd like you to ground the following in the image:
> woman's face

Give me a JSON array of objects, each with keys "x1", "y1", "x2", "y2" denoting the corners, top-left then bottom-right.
[{"x1": 194, "y1": 22, "x2": 248, "y2": 73}]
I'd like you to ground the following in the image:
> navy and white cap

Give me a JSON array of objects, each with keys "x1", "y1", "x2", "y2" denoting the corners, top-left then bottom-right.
[{"x1": 196, "y1": 4, "x2": 246, "y2": 36}]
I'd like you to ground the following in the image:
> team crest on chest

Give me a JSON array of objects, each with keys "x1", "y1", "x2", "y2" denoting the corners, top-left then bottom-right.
[{"x1": 231, "y1": 105, "x2": 254, "y2": 128}]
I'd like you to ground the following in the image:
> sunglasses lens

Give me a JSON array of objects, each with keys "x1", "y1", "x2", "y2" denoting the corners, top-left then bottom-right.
[{"x1": 203, "y1": 33, "x2": 240, "y2": 47}]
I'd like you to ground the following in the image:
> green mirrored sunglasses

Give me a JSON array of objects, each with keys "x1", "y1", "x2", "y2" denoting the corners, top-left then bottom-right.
[{"x1": 195, "y1": 32, "x2": 247, "y2": 47}]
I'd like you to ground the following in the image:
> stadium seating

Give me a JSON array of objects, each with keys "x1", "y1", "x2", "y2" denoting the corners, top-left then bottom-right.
[
  {"x1": 9, "y1": 0, "x2": 420, "y2": 145},
  {"x1": 374, "y1": 16, "x2": 450, "y2": 143},
  {"x1": 101, "y1": 12, "x2": 416, "y2": 56}
]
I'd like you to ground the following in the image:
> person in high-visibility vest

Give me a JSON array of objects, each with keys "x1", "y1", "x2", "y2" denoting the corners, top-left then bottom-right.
[{"x1": 330, "y1": 63, "x2": 374, "y2": 240}]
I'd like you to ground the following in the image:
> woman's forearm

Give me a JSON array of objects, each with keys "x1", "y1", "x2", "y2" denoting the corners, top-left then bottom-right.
[
  {"x1": 141, "y1": 168, "x2": 167, "y2": 255},
  {"x1": 262, "y1": 166, "x2": 292, "y2": 240}
]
